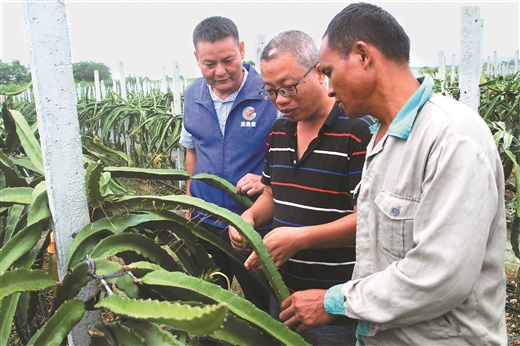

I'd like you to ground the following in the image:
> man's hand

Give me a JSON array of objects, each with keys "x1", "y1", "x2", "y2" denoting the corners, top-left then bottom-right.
[
  {"x1": 244, "y1": 226, "x2": 304, "y2": 272},
  {"x1": 228, "y1": 213, "x2": 254, "y2": 254},
  {"x1": 279, "y1": 289, "x2": 337, "y2": 334},
  {"x1": 228, "y1": 225, "x2": 252, "y2": 255},
  {"x1": 235, "y1": 173, "x2": 264, "y2": 196}
]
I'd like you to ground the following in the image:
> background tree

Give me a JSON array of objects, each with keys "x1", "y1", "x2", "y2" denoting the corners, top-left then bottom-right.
[
  {"x1": 0, "y1": 59, "x2": 31, "y2": 84},
  {"x1": 73, "y1": 61, "x2": 112, "y2": 83},
  {"x1": 125, "y1": 75, "x2": 136, "y2": 84}
]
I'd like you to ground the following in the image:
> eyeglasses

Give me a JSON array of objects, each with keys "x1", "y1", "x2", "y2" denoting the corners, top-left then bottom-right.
[{"x1": 259, "y1": 64, "x2": 317, "y2": 101}]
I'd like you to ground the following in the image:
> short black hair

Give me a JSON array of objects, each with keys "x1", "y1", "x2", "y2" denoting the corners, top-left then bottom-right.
[
  {"x1": 324, "y1": 2, "x2": 410, "y2": 63},
  {"x1": 193, "y1": 16, "x2": 240, "y2": 50}
]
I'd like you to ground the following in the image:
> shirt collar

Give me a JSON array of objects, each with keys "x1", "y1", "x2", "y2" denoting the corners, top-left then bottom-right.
[
  {"x1": 208, "y1": 66, "x2": 248, "y2": 102},
  {"x1": 369, "y1": 75, "x2": 434, "y2": 139}
]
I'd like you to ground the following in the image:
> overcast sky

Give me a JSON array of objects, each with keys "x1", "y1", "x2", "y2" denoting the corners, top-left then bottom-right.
[{"x1": 1, "y1": 0, "x2": 519, "y2": 80}]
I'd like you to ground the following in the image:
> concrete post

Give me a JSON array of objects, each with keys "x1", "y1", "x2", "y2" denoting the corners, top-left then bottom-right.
[
  {"x1": 136, "y1": 75, "x2": 142, "y2": 93},
  {"x1": 172, "y1": 61, "x2": 185, "y2": 179},
  {"x1": 22, "y1": 1, "x2": 98, "y2": 344},
  {"x1": 255, "y1": 35, "x2": 265, "y2": 70},
  {"x1": 118, "y1": 61, "x2": 131, "y2": 161},
  {"x1": 444, "y1": 56, "x2": 447, "y2": 77},
  {"x1": 119, "y1": 61, "x2": 127, "y2": 100},
  {"x1": 26, "y1": 87, "x2": 32, "y2": 102},
  {"x1": 173, "y1": 61, "x2": 182, "y2": 115},
  {"x1": 486, "y1": 56, "x2": 491, "y2": 76},
  {"x1": 143, "y1": 80, "x2": 149, "y2": 95},
  {"x1": 161, "y1": 66, "x2": 168, "y2": 93},
  {"x1": 94, "y1": 70, "x2": 101, "y2": 102},
  {"x1": 437, "y1": 51, "x2": 445, "y2": 81},
  {"x1": 515, "y1": 50, "x2": 519, "y2": 74},
  {"x1": 112, "y1": 77, "x2": 117, "y2": 93},
  {"x1": 459, "y1": 6, "x2": 483, "y2": 112},
  {"x1": 75, "y1": 84, "x2": 81, "y2": 100},
  {"x1": 494, "y1": 51, "x2": 498, "y2": 77},
  {"x1": 451, "y1": 54, "x2": 456, "y2": 84},
  {"x1": 101, "y1": 80, "x2": 106, "y2": 99}
]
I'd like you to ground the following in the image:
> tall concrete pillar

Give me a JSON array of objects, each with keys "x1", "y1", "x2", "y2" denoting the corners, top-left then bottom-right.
[
  {"x1": 459, "y1": 6, "x2": 483, "y2": 112},
  {"x1": 161, "y1": 65, "x2": 168, "y2": 93},
  {"x1": 515, "y1": 50, "x2": 519, "y2": 74},
  {"x1": 451, "y1": 54, "x2": 456, "y2": 85},
  {"x1": 437, "y1": 51, "x2": 446, "y2": 81},
  {"x1": 255, "y1": 35, "x2": 265, "y2": 70},
  {"x1": 494, "y1": 51, "x2": 498, "y2": 77},
  {"x1": 22, "y1": 0, "x2": 98, "y2": 344},
  {"x1": 94, "y1": 70, "x2": 101, "y2": 101},
  {"x1": 119, "y1": 61, "x2": 127, "y2": 100},
  {"x1": 173, "y1": 61, "x2": 182, "y2": 115}
]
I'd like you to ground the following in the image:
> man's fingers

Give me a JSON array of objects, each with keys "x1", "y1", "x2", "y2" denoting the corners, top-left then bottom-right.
[
  {"x1": 244, "y1": 252, "x2": 258, "y2": 269},
  {"x1": 244, "y1": 251, "x2": 263, "y2": 270},
  {"x1": 295, "y1": 321, "x2": 311, "y2": 334},
  {"x1": 239, "y1": 183, "x2": 252, "y2": 195},
  {"x1": 282, "y1": 313, "x2": 307, "y2": 333},
  {"x1": 283, "y1": 315, "x2": 300, "y2": 331},
  {"x1": 231, "y1": 240, "x2": 243, "y2": 251},
  {"x1": 280, "y1": 301, "x2": 311, "y2": 334},
  {"x1": 229, "y1": 229, "x2": 252, "y2": 254},
  {"x1": 280, "y1": 296, "x2": 293, "y2": 311},
  {"x1": 249, "y1": 262, "x2": 262, "y2": 272},
  {"x1": 280, "y1": 304, "x2": 304, "y2": 332},
  {"x1": 229, "y1": 228, "x2": 243, "y2": 250}
]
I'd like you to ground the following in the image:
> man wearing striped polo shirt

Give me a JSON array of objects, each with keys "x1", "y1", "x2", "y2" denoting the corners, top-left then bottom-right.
[{"x1": 229, "y1": 30, "x2": 373, "y2": 345}]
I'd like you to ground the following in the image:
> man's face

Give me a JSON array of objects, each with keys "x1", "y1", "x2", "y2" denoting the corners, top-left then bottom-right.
[
  {"x1": 194, "y1": 37, "x2": 245, "y2": 99},
  {"x1": 260, "y1": 52, "x2": 323, "y2": 123},
  {"x1": 319, "y1": 36, "x2": 369, "y2": 117}
]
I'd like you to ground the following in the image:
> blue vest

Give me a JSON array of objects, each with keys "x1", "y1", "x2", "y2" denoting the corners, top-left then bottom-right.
[{"x1": 183, "y1": 64, "x2": 278, "y2": 227}]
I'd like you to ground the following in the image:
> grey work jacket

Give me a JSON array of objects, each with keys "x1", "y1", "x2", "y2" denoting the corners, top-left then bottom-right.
[{"x1": 344, "y1": 94, "x2": 507, "y2": 345}]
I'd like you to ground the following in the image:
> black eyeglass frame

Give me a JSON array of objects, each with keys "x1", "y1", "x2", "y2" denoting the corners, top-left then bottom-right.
[{"x1": 259, "y1": 63, "x2": 318, "y2": 101}]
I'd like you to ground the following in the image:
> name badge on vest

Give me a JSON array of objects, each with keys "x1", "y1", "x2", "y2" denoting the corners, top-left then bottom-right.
[{"x1": 241, "y1": 106, "x2": 257, "y2": 128}]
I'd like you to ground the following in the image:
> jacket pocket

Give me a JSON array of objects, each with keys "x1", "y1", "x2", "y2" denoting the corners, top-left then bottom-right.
[{"x1": 375, "y1": 189, "x2": 419, "y2": 261}]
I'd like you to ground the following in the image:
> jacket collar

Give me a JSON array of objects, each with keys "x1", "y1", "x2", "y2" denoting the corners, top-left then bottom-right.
[
  {"x1": 369, "y1": 75, "x2": 434, "y2": 139},
  {"x1": 194, "y1": 64, "x2": 264, "y2": 109}
]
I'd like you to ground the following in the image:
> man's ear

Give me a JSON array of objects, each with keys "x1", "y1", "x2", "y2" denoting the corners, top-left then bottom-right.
[
  {"x1": 239, "y1": 41, "x2": 245, "y2": 60},
  {"x1": 315, "y1": 63, "x2": 327, "y2": 83},
  {"x1": 354, "y1": 41, "x2": 370, "y2": 67}
]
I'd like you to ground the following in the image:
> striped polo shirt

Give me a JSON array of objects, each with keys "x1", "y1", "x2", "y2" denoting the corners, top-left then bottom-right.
[{"x1": 261, "y1": 103, "x2": 373, "y2": 292}]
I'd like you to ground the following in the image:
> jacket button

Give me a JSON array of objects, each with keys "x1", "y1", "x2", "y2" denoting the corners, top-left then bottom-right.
[{"x1": 391, "y1": 207, "x2": 399, "y2": 216}]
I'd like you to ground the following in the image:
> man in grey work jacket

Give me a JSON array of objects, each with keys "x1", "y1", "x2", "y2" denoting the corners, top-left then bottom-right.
[
  {"x1": 180, "y1": 16, "x2": 279, "y2": 313},
  {"x1": 279, "y1": 3, "x2": 507, "y2": 345}
]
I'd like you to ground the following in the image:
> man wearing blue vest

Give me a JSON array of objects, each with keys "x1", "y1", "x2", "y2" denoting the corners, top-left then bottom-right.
[{"x1": 180, "y1": 16, "x2": 279, "y2": 313}]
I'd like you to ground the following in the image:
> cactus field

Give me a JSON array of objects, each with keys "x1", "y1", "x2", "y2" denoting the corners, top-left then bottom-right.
[{"x1": 1, "y1": 69, "x2": 519, "y2": 345}]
